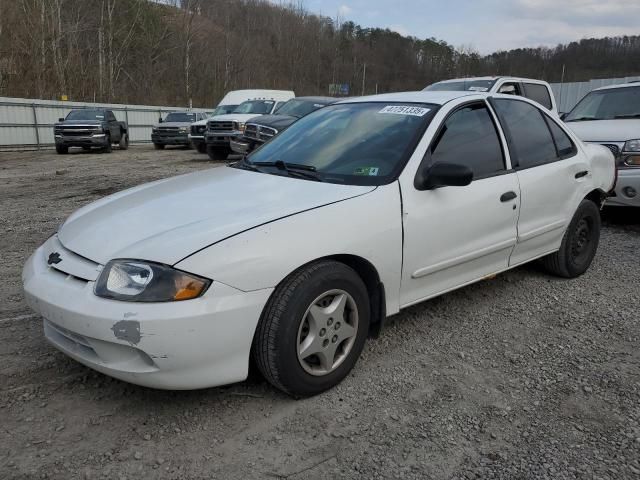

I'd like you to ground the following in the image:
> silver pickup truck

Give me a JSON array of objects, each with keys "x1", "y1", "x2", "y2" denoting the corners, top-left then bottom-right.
[{"x1": 152, "y1": 111, "x2": 208, "y2": 150}]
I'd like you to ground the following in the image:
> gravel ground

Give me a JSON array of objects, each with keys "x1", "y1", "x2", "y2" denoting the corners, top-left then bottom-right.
[{"x1": 1, "y1": 146, "x2": 639, "y2": 480}]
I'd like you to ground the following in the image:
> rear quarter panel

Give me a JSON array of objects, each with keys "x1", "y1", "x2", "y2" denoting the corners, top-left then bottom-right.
[{"x1": 582, "y1": 143, "x2": 616, "y2": 193}]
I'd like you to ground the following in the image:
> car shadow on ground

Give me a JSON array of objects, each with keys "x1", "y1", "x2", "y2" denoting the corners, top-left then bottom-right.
[{"x1": 601, "y1": 206, "x2": 640, "y2": 228}]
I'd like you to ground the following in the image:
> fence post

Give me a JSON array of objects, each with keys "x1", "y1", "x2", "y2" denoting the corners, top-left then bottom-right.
[{"x1": 31, "y1": 103, "x2": 40, "y2": 150}]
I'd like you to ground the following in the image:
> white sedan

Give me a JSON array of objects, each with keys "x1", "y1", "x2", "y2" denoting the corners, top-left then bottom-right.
[{"x1": 23, "y1": 91, "x2": 615, "y2": 396}]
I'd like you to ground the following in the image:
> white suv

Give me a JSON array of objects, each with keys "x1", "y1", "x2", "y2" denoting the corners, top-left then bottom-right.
[
  {"x1": 563, "y1": 82, "x2": 640, "y2": 207},
  {"x1": 425, "y1": 76, "x2": 558, "y2": 113}
]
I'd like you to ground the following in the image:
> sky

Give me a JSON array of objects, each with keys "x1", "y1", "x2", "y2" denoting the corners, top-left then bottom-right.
[{"x1": 283, "y1": 0, "x2": 640, "y2": 54}]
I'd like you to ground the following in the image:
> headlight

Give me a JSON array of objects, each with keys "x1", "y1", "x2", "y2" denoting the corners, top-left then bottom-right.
[
  {"x1": 179, "y1": 127, "x2": 189, "y2": 133},
  {"x1": 94, "y1": 260, "x2": 211, "y2": 302},
  {"x1": 623, "y1": 139, "x2": 640, "y2": 152},
  {"x1": 234, "y1": 122, "x2": 246, "y2": 133}
]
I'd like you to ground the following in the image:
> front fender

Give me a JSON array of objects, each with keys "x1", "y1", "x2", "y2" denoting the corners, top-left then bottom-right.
[{"x1": 175, "y1": 183, "x2": 404, "y2": 315}]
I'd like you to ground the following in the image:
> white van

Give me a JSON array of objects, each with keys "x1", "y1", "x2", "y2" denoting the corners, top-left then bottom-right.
[{"x1": 189, "y1": 90, "x2": 294, "y2": 154}]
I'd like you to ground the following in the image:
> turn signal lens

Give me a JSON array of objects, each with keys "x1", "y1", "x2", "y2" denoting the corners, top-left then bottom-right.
[
  {"x1": 624, "y1": 155, "x2": 640, "y2": 166},
  {"x1": 174, "y1": 276, "x2": 209, "y2": 301}
]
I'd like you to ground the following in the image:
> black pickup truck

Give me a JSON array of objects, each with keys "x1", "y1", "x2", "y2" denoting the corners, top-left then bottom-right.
[{"x1": 54, "y1": 109, "x2": 128, "y2": 154}]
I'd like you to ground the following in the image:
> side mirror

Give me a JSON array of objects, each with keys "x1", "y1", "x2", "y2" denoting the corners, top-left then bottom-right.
[
  {"x1": 58, "y1": 117, "x2": 65, "y2": 122},
  {"x1": 158, "y1": 117, "x2": 163, "y2": 123},
  {"x1": 414, "y1": 161, "x2": 473, "y2": 190}
]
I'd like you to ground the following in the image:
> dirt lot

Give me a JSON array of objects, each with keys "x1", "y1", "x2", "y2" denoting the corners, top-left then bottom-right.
[{"x1": 1, "y1": 145, "x2": 639, "y2": 480}]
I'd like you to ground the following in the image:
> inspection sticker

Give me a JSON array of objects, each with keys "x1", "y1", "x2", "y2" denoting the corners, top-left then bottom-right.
[
  {"x1": 354, "y1": 167, "x2": 380, "y2": 176},
  {"x1": 378, "y1": 105, "x2": 430, "y2": 117},
  {"x1": 468, "y1": 86, "x2": 489, "y2": 92}
]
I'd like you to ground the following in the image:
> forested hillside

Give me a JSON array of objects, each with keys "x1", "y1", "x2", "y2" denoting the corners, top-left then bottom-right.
[{"x1": 1, "y1": 0, "x2": 639, "y2": 107}]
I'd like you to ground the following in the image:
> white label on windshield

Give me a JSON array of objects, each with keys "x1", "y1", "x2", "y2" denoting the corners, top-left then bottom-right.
[
  {"x1": 378, "y1": 105, "x2": 430, "y2": 117},
  {"x1": 468, "y1": 86, "x2": 489, "y2": 92}
]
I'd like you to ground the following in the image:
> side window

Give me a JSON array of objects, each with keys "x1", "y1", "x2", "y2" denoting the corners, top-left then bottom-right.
[
  {"x1": 430, "y1": 103, "x2": 505, "y2": 179},
  {"x1": 108, "y1": 111, "x2": 117, "y2": 122},
  {"x1": 498, "y1": 82, "x2": 522, "y2": 96},
  {"x1": 544, "y1": 115, "x2": 577, "y2": 158},
  {"x1": 492, "y1": 99, "x2": 557, "y2": 169},
  {"x1": 523, "y1": 83, "x2": 553, "y2": 110}
]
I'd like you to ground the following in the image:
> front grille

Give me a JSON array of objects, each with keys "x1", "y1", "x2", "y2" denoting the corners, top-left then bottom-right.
[
  {"x1": 57, "y1": 127, "x2": 98, "y2": 137},
  {"x1": 191, "y1": 125, "x2": 206, "y2": 135},
  {"x1": 244, "y1": 124, "x2": 278, "y2": 142},
  {"x1": 602, "y1": 144, "x2": 621, "y2": 157},
  {"x1": 208, "y1": 121, "x2": 233, "y2": 132},
  {"x1": 158, "y1": 127, "x2": 180, "y2": 133}
]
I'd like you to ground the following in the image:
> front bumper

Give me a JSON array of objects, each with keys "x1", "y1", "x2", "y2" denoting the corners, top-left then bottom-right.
[
  {"x1": 55, "y1": 134, "x2": 108, "y2": 147},
  {"x1": 22, "y1": 240, "x2": 273, "y2": 390},
  {"x1": 205, "y1": 131, "x2": 242, "y2": 147},
  {"x1": 230, "y1": 138, "x2": 252, "y2": 154},
  {"x1": 607, "y1": 168, "x2": 640, "y2": 207},
  {"x1": 151, "y1": 133, "x2": 189, "y2": 145}
]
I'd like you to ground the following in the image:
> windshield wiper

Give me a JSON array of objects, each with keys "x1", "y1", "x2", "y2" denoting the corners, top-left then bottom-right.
[
  {"x1": 251, "y1": 160, "x2": 323, "y2": 181},
  {"x1": 614, "y1": 114, "x2": 640, "y2": 119},
  {"x1": 566, "y1": 116, "x2": 597, "y2": 122}
]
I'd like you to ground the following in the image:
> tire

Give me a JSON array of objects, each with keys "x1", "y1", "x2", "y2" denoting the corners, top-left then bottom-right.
[
  {"x1": 541, "y1": 199, "x2": 601, "y2": 278},
  {"x1": 185, "y1": 142, "x2": 193, "y2": 150},
  {"x1": 153, "y1": 143, "x2": 165, "y2": 150},
  {"x1": 196, "y1": 143, "x2": 207, "y2": 154},
  {"x1": 82, "y1": 147, "x2": 92, "y2": 151},
  {"x1": 253, "y1": 260, "x2": 370, "y2": 397},
  {"x1": 103, "y1": 134, "x2": 112, "y2": 153},
  {"x1": 207, "y1": 145, "x2": 229, "y2": 161},
  {"x1": 55, "y1": 145, "x2": 68, "y2": 155},
  {"x1": 119, "y1": 131, "x2": 129, "y2": 150}
]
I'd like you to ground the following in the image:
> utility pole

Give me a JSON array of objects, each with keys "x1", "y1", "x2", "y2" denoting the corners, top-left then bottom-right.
[{"x1": 361, "y1": 63, "x2": 366, "y2": 96}]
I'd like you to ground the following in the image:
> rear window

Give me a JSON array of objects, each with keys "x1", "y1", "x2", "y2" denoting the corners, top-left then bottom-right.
[{"x1": 523, "y1": 83, "x2": 553, "y2": 110}]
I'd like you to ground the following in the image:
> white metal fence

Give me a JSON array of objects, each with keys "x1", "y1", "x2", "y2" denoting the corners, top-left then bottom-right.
[
  {"x1": 551, "y1": 76, "x2": 640, "y2": 113},
  {"x1": 0, "y1": 97, "x2": 209, "y2": 151}
]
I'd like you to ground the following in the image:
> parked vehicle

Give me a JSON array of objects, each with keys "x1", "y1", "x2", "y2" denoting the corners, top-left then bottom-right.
[
  {"x1": 424, "y1": 76, "x2": 558, "y2": 113},
  {"x1": 23, "y1": 91, "x2": 614, "y2": 396},
  {"x1": 230, "y1": 96, "x2": 338, "y2": 154},
  {"x1": 563, "y1": 82, "x2": 640, "y2": 207},
  {"x1": 152, "y1": 111, "x2": 208, "y2": 150},
  {"x1": 189, "y1": 90, "x2": 292, "y2": 154},
  {"x1": 54, "y1": 109, "x2": 128, "y2": 154},
  {"x1": 204, "y1": 90, "x2": 295, "y2": 160}
]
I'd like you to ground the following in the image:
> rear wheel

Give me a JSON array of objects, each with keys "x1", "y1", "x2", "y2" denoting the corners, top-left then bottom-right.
[
  {"x1": 119, "y1": 131, "x2": 129, "y2": 150},
  {"x1": 253, "y1": 260, "x2": 370, "y2": 397},
  {"x1": 153, "y1": 143, "x2": 165, "y2": 150},
  {"x1": 541, "y1": 200, "x2": 601, "y2": 278},
  {"x1": 207, "y1": 145, "x2": 230, "y2": 161},
  {"x1": 55, "y1": 145, "x2": 68, "y2": 155}
]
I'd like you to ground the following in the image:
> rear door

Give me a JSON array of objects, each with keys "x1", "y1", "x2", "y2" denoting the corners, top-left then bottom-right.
[
  {"x1": 399, "y1": 101, "x2": 520, "y2": 306},
  {"x1": 491, "y1": 97, "x2": 587, "y2": 266}
]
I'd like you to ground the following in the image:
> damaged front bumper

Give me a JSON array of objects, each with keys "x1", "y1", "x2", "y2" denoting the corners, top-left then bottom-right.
[{"x1": 22, "y1": 236, "x2": 273, "y2": 390}]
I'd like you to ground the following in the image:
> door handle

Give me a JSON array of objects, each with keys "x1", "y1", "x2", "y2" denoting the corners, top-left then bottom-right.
[
  {"x1": 500, "y1": 191, "x2": 518, "y2": 202},
  {"x1": 575, "y1": 170, "x2": 589, "y2": 179}
]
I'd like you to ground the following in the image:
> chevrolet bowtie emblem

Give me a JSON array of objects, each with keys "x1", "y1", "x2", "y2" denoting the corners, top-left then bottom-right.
[{"x1": 47, "y1": 252, "x2": 62, "y2": 265}]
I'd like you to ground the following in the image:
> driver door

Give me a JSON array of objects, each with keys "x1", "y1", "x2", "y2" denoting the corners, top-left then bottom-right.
[{"x1": 399, "y1": 101, "x2": 520, "y2": 306}]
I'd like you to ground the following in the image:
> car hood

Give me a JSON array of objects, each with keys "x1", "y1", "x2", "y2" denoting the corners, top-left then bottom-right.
[
  {"x1": 191, "y1": 118, "x2": 209, "y2": 127},
  {"x1": 154, "y1": 121, "x2": 191, "y2": 128},
  {"x1": 209, "y1": 113, "x2": 265, "y2": 123},
  {"x1": 58, "y1": 167, "x2": 375, "y2": 266},
  {"x1": 247, "y1": 114, "x2": 298, "y2": 131},
  {"x1": 566, "y1": 119, "x2": 640, "y2": 143},
  {"x1": 57, "y1": 120, "x2": 102, "y2": 126}
]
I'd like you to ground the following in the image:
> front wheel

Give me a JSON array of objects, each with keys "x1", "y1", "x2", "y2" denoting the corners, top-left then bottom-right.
[
  {"x1": 103, "y1": 134, "x2": 112, "y2": 153},
  {"x1": 55, "y1": 145, "x2": 68, "y2": 155},
  {"x1": 541, "y1": 199, "x2": 601, "y2": 278},
  {"x1": 153, "y1": 143, "x2": 165, "y2": 150},
  {"x1": 253, "y1": 260, "x2": 370, "y2": 397},
  {"x1": 207, "y1": 145, "x2": 229, "y2": 161},
  {"x1": 195, "y1": 143, "x2": 207, "y2": 154},
  {"x1": 119, "y1": 131, "x2": 129, "y2": 150}
]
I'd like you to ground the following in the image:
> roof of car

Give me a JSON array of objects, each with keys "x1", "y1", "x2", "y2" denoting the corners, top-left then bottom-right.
[
  {"x1": 436, "y1": 75, "x2": 546, "y2": 83},
  {"x1": 338, "y1": 91, "x2": 479, "y2": 106},
  {"x1": 593, "y1": 82, "x2": 640, "y2": 92},
  {"x1": 295, "y1": 96, "x2": 341, "y2": 104}
]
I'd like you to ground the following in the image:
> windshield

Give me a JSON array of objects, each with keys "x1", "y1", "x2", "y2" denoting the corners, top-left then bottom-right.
[
  {"x1": 425, "y1": 79, "x2": 496, "y2": 93},
  {"x1": 211, "y1": 105, "x2": 237, "y2": 116},
  {"x1": 232, "y1": 100, "x2": 276, "y2": 115},
  {"x1": 245, "y1": 102, "x2": 437, "y2": 186},
  {"x1": 274, "y1": 99, "x2": 329, "y2": 118},
  {"x1": 65, "y1": 110, "x2": 106, "y2": 121},
  {"x1": 565, "y1": 86, "x2": 640, "y2": 121},
  {"x1": 164, "y1": 112, "x2": 196, "y2": 123}
]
